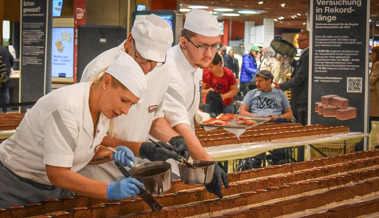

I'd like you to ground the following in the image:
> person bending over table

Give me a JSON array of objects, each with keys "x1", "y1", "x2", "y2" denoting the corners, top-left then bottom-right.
[
  {"x1": 0, "y1": 52, "x2": 157, "y2": 208},
  {"x1": 163, "y1": 9, "x2": 229, "y2": 198},
  {"x1": 78, "y1": 14, "x2": 189, "y2": 184}
]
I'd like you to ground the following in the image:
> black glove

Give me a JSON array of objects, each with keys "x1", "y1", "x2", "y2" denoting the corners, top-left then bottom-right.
[
  {"x1": 139, "y1": 141, "x2": 180, "y2": 161},
  {"x1": 204, "y1": 163, "x2": 229, "y2": 199},
  {"x1": 169, "y1": 136, "x2": 190, "y2": 160}
]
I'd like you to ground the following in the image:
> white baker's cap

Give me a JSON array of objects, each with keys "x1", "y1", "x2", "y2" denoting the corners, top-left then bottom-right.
[
  {"x1": 131, "y1": 14, "x2": 173, "y2": 62},
  {"x1": 183, "y1": 10, "x2": 219, "y2": 37},
  {"x1": 106, "y1": 51, "x2": 147, "y2": 99}
]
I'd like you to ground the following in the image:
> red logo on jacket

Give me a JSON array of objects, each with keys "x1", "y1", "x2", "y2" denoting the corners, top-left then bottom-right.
[{"x1": 148, "y1": 105, "x2": 158, "y2": 113}]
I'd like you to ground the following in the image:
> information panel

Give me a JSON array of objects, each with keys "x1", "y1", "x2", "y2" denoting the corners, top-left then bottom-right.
[
  {"x1": 310, "y1": 0, "x2": 368, "y2": 134},
  {"x1": 21, "y1": 0, "x2": 51, "y2": 105},
  {"x1": 51, "y1": 27, "x2": 74, "y2": 78}
]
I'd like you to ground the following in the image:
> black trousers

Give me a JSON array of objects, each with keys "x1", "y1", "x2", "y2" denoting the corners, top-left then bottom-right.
[{"x1": 292, "y1": 103, "x2": 307, "y2": 126}]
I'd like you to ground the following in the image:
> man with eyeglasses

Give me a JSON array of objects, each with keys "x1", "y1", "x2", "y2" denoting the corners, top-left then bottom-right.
[
  {"x1": 163, "y1": 9, "x2": 229, "y2": 199},
  {"x1": 274, "y1": 30, "x2": 310, "y2": 126},
  {"x1": 79, "y1": 15, "x2": 190, "y2": 183}
]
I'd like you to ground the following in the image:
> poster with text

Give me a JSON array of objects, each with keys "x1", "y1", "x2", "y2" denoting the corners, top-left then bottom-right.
[
  {"x1": 310, "y1": 0, "x2": 368, "y2": 133},
  {"x1": 21, "y1": 0, "x2": 50, "y2": 104},
  {"x1": 51, "y1": 27, "x2": 74, "y2": 78}
]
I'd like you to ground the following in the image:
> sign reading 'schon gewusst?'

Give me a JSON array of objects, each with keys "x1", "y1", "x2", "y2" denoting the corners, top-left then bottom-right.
[{"x1": 310, "y1": 0, "x2": 368, "y2": 133}]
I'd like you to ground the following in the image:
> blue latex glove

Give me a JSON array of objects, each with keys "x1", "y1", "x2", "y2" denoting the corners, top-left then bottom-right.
[
  {"x1": 204, "y1": 164, "x2": 229, "y2": 199},
  {"x1": 112, "y1": 146, "x2": 135, "y2": 168},
  {"x1": 107, "y1": 177, "x2": 144, "y2": 200}
]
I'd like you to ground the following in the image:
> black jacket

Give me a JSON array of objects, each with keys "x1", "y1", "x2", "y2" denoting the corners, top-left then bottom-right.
[
  {"x1": 280, "y1": 48, "x2": 309, "y2": 106},
  {"x1": 225, "y1": 55, "x2": 239, "y2": 79},
  {"x1": 0, "y1": 46, "x2": 14, "y2": 76}
]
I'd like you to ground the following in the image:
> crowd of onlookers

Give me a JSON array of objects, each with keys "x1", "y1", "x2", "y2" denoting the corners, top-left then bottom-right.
[
  {"x1": 201, "y1": 31, "x2": 310, "y2": 126},
  {"x1": 200, "y1": 33, "x2": 379, "y2": 154},
  {"x1": 201, "y1": 32, "x2": 379, "y2": 133},
  {"x1": 200, "y1": 31, "x2": 379, "y2": 166}
]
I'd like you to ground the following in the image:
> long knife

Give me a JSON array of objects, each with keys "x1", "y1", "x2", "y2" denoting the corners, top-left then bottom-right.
[{"x1": 109, "y1": 147, "x2": 163, "y2": 211}]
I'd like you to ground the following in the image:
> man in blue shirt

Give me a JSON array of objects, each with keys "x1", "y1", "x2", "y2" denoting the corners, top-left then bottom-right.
[
  {"x1": 239, "y1": 70, "x2": 293, "y2": 121},
  {"x1": 239, "y1": 70, "x2": 293, "y2": 167}
]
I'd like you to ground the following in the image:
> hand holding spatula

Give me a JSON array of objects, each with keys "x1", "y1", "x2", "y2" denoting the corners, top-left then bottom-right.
[{"x1": 148, "y1": 139, "x2": 195, "y2": 168}]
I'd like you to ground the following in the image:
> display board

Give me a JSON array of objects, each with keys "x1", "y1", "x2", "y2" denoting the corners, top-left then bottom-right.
[
  {"x1": 52, "y1": 0, "x2": 63, "y2": 17},
  {"x1": 76, "y1": 25, "x2": 126, "y2": 81},
  {"x1": 51, "y1": 27, "x2": 74, "y2": 81},
  {"x1": 131, "y1": 10, "x2": 183, "y2": 47},
  {"x1": 310, "y1": 1, "x2": 369, "y2": 136},
  {"x1": 20, "y1": 0, "x2": 51, "y2": 109}
]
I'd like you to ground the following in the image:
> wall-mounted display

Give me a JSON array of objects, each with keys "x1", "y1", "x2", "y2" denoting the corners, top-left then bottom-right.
[{"x1": 51, "y1": 27, "x2": 74, "y2": 79}]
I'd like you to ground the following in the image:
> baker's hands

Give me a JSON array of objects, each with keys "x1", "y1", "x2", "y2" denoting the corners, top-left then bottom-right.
[
  {"x1": 140, "y1": 141, "x2": 180, "y2": 161},
  {"x1": 169, "y1": 136, "x2": 190, "y2": 160},
  {"x1": 204, "y1": 163, "x2": 229, "y2": 199},
  {"x1": 107, "y1": 178, "x2": 144, "y2": 200},
  {"x1": 113, "y1": 146, "x2": 135, "y2": 168}
]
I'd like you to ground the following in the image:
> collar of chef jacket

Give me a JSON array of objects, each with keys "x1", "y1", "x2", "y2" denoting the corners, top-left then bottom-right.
[{"x1": 171, "y1": 43, "x2": 198, "y2": 75}]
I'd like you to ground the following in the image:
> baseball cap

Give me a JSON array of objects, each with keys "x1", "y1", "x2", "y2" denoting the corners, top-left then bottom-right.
[
  {"x1": 183, "y1": 10, "x2": 219, "y2": 37},
  {"x1": 106, "y1": 51, "x2": 147, "y2": 99},
  {"x1": 131, "y1": 14, "x2": 173, "y2": 62},
  {"x1": 251, "y1": 45, "x2": 260, "y2": 52},
  {"x1": 256, "y1": 70, "x2": 274, "y2": 81}
]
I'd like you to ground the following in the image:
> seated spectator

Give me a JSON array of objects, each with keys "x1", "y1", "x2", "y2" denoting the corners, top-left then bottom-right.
[
  {"x1": 202, "y1": 53, "x2": 238, "y2": 114},
  {"x1": 239, "y1": 70, "x2": 293, "y2": 121},
  {"x1": 239, "y1": 70, "x2": 294, "y2": 166}
]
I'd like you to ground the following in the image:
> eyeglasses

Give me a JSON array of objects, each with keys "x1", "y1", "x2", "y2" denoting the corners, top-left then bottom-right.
[
  {"x1": 132, "y1": 39, "x2": 166, "y2": 67},
  {"x1": 297, "y1": 38, "x2": 309, "y2": 42},
  {"x1": 185, "y1": 37, "x2": 221, "y2": 53}
]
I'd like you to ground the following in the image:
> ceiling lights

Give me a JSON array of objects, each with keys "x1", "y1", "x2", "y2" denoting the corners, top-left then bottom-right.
[
  {"x1": 188, "y1": 5, "x2": 209, "y2": 9},
  {"x1": 214, "y1": 8, "x2": 234, "y2": 12},
  {"x1": 222, "y1": 13, "x2": 240, "y2": 16},
  {"x1": 238, "y1": 10, "x2": 258, "y2": 14}
]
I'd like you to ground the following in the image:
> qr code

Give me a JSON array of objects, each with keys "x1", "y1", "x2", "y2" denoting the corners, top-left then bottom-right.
[{"x1": 347, "y1": 77, "x2": 362, "y2": 93}]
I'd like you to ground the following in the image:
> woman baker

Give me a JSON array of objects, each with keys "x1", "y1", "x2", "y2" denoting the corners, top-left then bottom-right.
[{"x1": 0, "y1": 51, "x2": 147, "y2": 208}]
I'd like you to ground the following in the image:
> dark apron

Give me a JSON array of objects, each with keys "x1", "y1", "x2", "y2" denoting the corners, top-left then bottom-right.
[{"x1": 0, "y1": 162, "x2": 74, "y2": 208}]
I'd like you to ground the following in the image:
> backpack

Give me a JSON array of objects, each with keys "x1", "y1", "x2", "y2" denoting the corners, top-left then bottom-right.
[{"x1": 205, "y1": 91, "x2": 223, "y2": 115}]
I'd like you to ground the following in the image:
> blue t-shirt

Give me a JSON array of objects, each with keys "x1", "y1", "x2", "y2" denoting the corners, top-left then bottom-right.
[{"x1": 242, "y1": 88, "x2": 290, "y2": 117}]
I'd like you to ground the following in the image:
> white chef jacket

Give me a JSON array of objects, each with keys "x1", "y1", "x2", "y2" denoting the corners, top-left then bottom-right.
[
  {"x1": 0, "y1": 82, "x2": 109, "y2": 185},
  {"x1": 164, "y1": 44, "x2": 203, "y2": 130},
  {"x1": 78, "y1": 44, "x2": 172, "y2": 182}
]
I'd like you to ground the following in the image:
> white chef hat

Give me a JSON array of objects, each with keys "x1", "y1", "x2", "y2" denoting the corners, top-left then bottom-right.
[
  {"x1": 131, "y1": 14, "x2": 173, "y2": 62},
  {"x1": 183, "y1": 10, "x2": 220, "y2": 37},
  {"x1": 106, "y1": 51, "x2": 147, "y2": 99}
]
